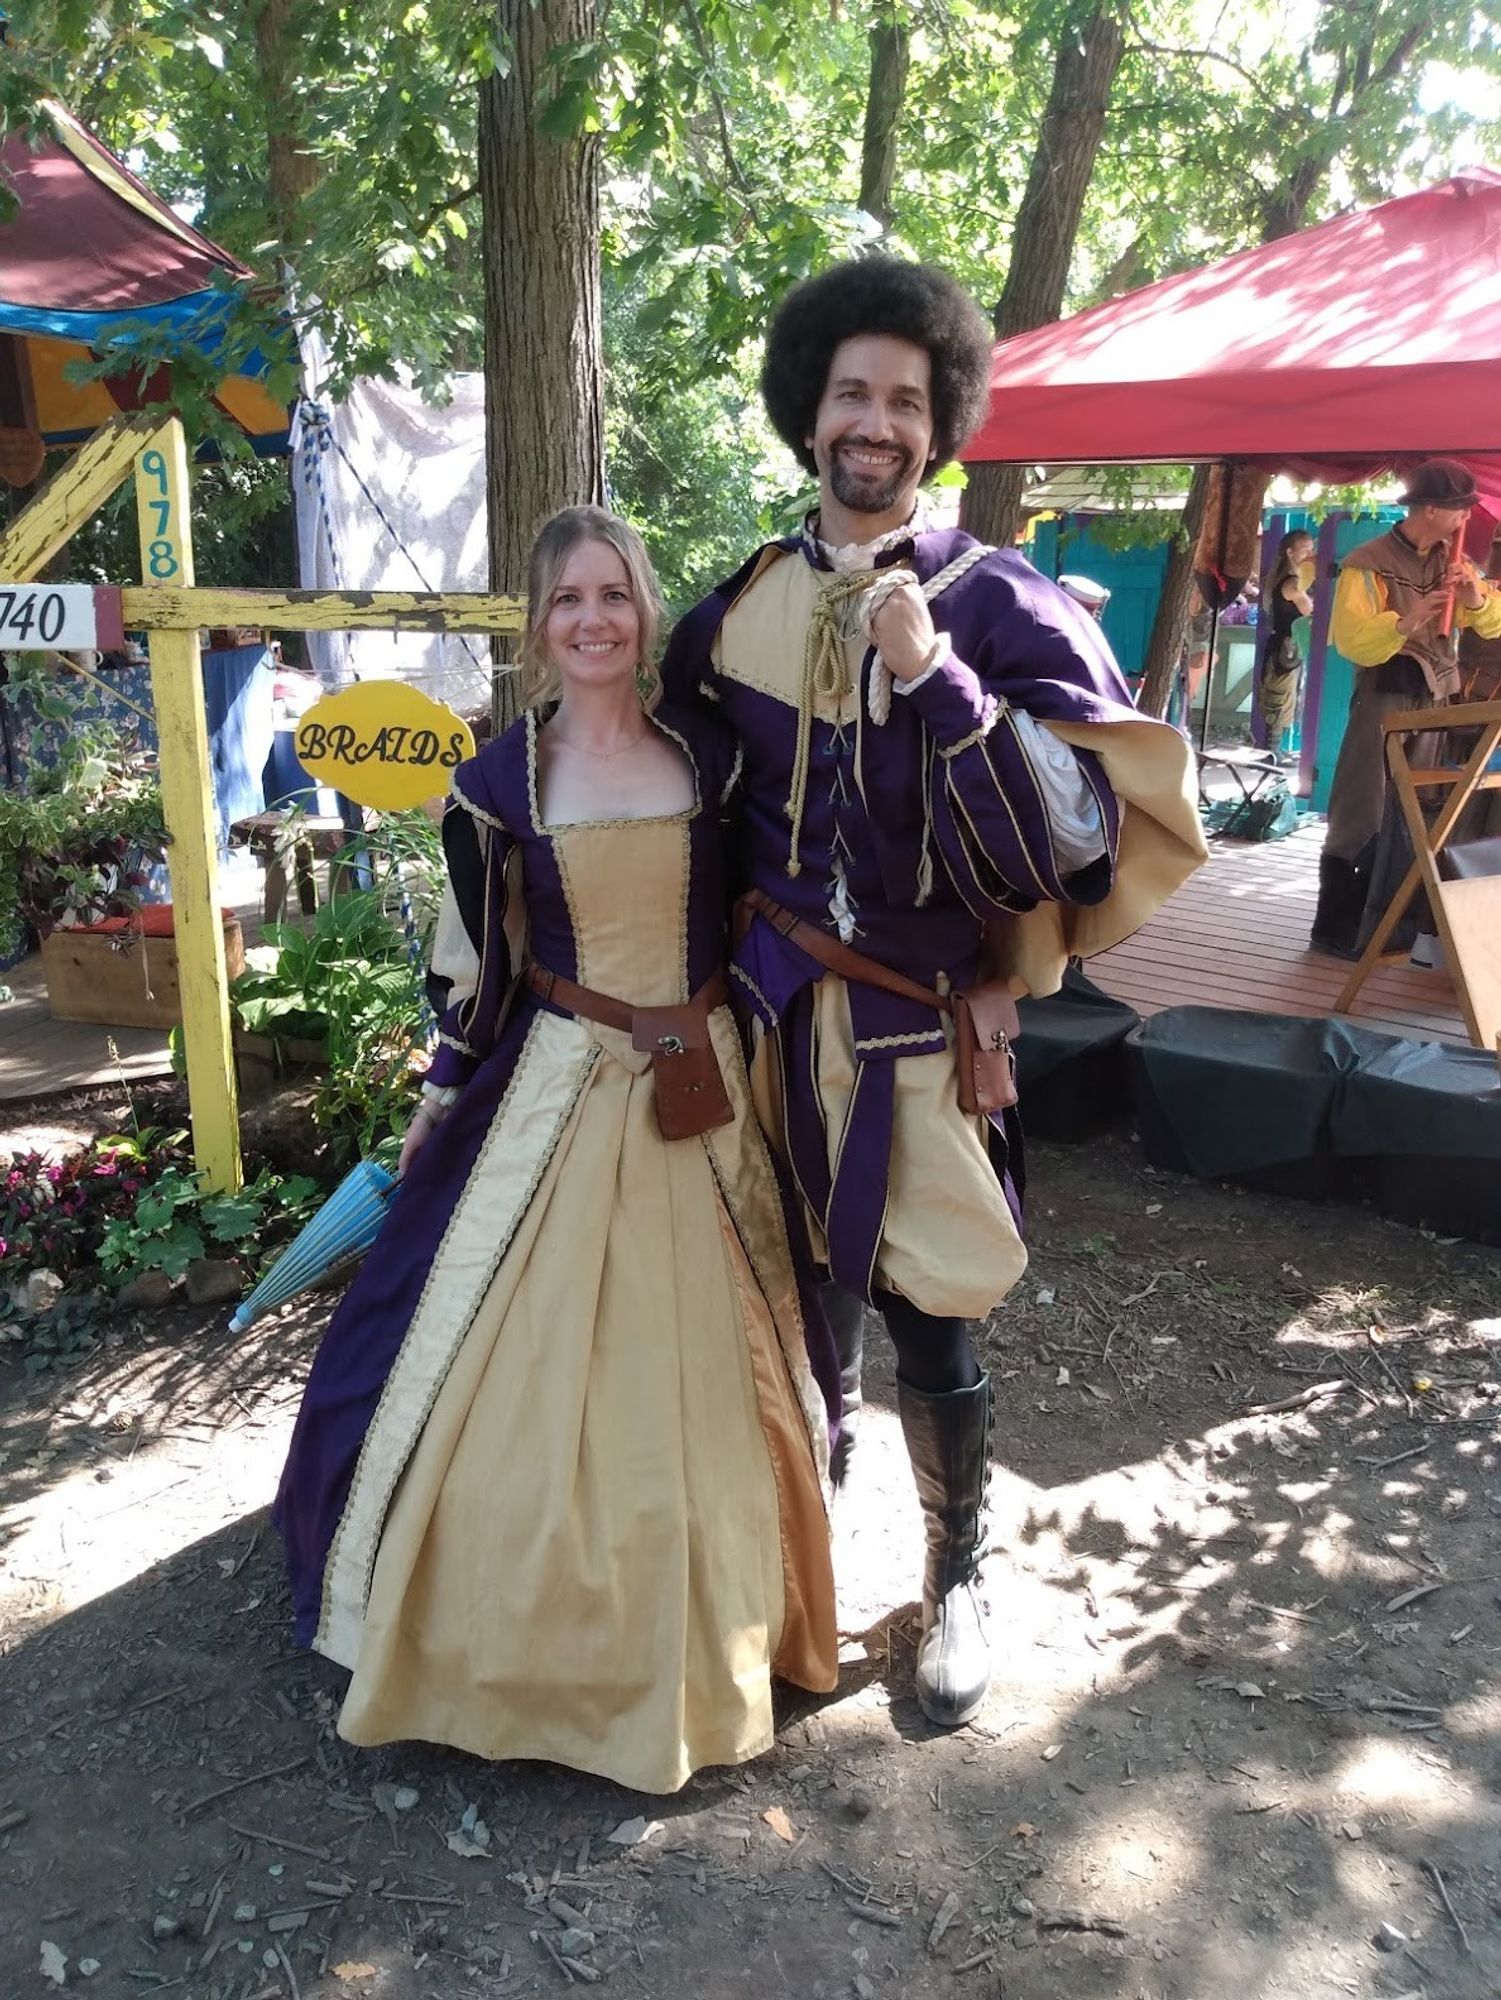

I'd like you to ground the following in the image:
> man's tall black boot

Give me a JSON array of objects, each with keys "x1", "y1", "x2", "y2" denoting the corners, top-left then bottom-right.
[
  {"x1": 822, "y1": 1284, "x2": 865, "y2": 1489},
  {"x1": 897, "y1": 1374, "x2": 992, "y2": 1727},
  {"x1": 1310, "y1": 853, "x2": 1364, "y2": 957}
]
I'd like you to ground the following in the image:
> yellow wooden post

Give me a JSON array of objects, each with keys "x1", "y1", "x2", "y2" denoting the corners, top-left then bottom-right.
[{"x1": 134, "y1": 419, "x2": 241, "y2": 1192}]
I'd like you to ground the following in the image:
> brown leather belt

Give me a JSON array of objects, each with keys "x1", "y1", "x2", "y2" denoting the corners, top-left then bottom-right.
[
  {"x1": 735, "y1": 887, "x2": 1020, "y2": 1115},
  {"x1": 737, "y1": 886, "x2": 951, "y2": 1013},
  {"x1": 525, "y1": 961, "x2": 728, "y2": 1032},
  {"x1": 524, "y1": 960, "x2": 735, "y2": 1140}
]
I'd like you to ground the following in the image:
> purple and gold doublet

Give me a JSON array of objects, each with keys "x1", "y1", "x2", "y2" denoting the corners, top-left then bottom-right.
[{"x1": 663, "y1": 524, "x2": 1205, "y2": 1314}]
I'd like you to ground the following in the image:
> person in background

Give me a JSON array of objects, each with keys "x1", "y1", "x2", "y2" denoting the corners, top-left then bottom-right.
[
  {"x1": 1057, "y1": 574, "x2": 1111, "y2": 623},
  {"x1": 1311, "y1": 460, "x2": 1501, "y2": 956},
  {"x1": 1178, "y1": 586, "x2": 1213, "y2": 734},
  {"x1": 1259, "y1": 528, "x2": 1316, "y2": 759}
]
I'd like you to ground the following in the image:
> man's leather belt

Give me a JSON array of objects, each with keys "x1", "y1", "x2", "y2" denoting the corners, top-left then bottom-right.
[
  {"x1": 735, "y1": 887, "x2": 1020, "y2": 1116},
  {"x1": 737, "y1": 886, "x2": 952, "y2": 1013}
]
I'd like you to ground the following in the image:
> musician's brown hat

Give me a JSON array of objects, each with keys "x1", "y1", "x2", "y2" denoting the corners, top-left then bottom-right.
[{"x1": 1399, "y1": 458, "x2": 1479, "y2": 508}]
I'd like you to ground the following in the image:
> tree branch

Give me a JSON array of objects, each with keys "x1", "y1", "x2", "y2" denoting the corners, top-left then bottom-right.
[
  {"x1": 410, "y1": 178, "x2": 481, "y2": 240},
  {"x1": 1124, "y1": 16, "x2": 1262, "y2": 95},
  {"x1": 1356, "y1": 23, "x2": 1428, "y2": 103},
  {"x1": 678, "y1": 0, "x2": 761, "y2": 227}
]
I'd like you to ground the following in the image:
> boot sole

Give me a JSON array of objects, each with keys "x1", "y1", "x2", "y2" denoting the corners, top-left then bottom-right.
[{"x1": 916, "y1": 1680, "x2": 990, "y2": 1729}]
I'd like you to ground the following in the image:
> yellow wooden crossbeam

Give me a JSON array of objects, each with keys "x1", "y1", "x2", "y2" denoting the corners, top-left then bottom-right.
[
  {"x1": 119, "y1": 585, "x2": 527, "y2": 633},
  {"x1": 0, "y1": 414, "x2": 171, "y2": 581}
]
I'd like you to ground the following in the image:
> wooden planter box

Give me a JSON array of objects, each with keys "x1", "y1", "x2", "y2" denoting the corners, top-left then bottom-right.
[{"x1": 41, "y1": 911, "x2": 246, "y2": 1031}]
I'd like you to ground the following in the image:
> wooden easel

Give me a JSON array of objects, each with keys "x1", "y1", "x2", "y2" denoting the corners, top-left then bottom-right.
[{"x1": 1334, "y1": 698, "x2": 1501, "y2": 1064}]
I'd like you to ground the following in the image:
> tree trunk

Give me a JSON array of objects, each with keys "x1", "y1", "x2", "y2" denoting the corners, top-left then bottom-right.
[
  {"x1": 960, "y1": 3, "x2": 1125, "y2": 547},
  {"x1": 250, "y1": 0, "x2": 322, "y2": 254},
  {"x1": 1136, "y1": 159, "x2": 1341, "y2": 717},
  {"x1": 1136, "y1": 462, "x2": 1212, "y2": 717},
  {"x1": 480, "y1": 0, "x2": 605, "y2": 730},
  {"x1": 859, "y1": 2, "x2": 911, "y2": 230}
]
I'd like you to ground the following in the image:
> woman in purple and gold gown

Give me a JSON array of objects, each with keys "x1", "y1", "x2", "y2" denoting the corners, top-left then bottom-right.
[{"x1": 274, "y1": 508, "x2": 838, "y2": 1795}]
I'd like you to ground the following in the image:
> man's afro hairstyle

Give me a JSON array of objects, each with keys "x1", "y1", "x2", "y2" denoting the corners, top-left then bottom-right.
[{"x1": 761, "y1": 256, "x2": 993, "y2": 478}]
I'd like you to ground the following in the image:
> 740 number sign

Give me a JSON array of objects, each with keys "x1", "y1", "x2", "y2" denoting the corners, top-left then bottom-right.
[{"x1": 0, "y1": 584, "x2": 125, "y2": 651}]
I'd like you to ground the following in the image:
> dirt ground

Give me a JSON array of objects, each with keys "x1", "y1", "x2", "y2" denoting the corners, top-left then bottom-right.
[{"x1": 2, "y1": 1102, "x2": 1500, "y2": 2000}]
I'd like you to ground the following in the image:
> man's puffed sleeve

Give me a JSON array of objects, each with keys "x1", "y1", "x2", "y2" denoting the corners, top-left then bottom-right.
[{"x1": 901, "y1": 646, "x2": 1119, "y2": 920}]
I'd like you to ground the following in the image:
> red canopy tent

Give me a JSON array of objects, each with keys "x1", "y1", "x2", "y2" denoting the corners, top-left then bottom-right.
[{"x1": 963, "y1": 167, "x2": 1501, "y2": 531}]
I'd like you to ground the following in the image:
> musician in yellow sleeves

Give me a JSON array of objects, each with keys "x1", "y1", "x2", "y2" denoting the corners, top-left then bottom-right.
[{"x1": 1311, "y1": 460, "x2": 1501, "y2": 955}]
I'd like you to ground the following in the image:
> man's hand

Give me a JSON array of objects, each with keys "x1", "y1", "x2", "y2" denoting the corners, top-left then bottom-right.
[
  {"x1": 1397, "y1": 588, "x2": 1451, "y2": 637},
  {"x1": 867, "y1": 578, "x2": 940, "y2": 682},
  {"x1": 1451, "y1": 561, "x2": 1487, "y2": 612}
]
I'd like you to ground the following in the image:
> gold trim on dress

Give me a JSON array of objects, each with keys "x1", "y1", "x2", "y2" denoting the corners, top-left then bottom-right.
[{"x1": 317, "y1": 1015, "x2": 600, "y2": 1664}]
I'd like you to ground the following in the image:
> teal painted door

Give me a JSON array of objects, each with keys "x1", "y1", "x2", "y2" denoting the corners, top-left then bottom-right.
[{"x1": 1030, "y1": 518, "x2": 1171, "y2": 680}]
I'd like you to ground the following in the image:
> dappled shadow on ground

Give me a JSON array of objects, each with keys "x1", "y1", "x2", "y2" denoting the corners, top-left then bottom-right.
[{"x1": 1, "y1": 1132, "x2": 1498, "y2": 1998}]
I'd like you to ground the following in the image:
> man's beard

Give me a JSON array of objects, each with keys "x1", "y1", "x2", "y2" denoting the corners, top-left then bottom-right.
[{"x1": 828, "y1": 440, "x2": 919, "y2": 518}]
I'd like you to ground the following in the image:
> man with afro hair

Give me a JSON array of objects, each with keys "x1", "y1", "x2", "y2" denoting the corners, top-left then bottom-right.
[{"x1": 662, "y1": 256, "x2": 1203, "y2": 1729}]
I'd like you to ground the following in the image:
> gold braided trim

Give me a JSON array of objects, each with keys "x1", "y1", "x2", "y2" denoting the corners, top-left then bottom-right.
[
  {"x1": 316, "y1": 1019, "x2": 599, "y2": 1665},
  {"x1": 730, "y1": 958, "x2": 775, "y2": 1020},
  {"x1": 524, "y1": 707, "x2": 541, "y2": 830},
  {"x1": 721, "y1": 737, "x2": 744, "y2": 806},
  {"x1": 853, "y1": 1027, "x2": 948, "y2": 1054},
  {"x1": 437, "y1": 1029, "x2": 477, "y2": 1056},
  {"x1": 450, "y1": 771, "x2": 506, "y2": 832},
  {"x1": 937, "y1": 708, "x2": 1005, "y2": 761}
]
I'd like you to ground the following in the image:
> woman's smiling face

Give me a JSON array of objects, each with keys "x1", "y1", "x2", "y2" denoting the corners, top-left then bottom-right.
[{"x1": 543, "y1": 539, "x2": 642, "y2": 691}]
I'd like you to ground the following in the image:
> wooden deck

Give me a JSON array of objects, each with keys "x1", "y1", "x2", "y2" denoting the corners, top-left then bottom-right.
[
  {"x1": 1092, "y1": 820, "x2": 1468, "y2": 1046},
  {"x1": 0, "y1": 948, "x2": 177, "y2": 1101}
]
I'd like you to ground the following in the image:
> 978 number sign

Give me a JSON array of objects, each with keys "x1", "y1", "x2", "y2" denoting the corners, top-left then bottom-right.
[{"x1": 0, "y1": 584, "x2": 126, "y2": 651}]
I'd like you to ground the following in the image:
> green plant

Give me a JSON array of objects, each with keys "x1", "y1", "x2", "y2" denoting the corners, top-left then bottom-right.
[
  {"x1": 225, "y1": 811, "x2": 443, "y2": 1163},
  {"x1": 0, "y1": 655, "x2": 169, "y2": 944},
  {"x1": 0, "y1": 1131, "x2": 181, "y2": 1284},
  {"x1": 95, "y1": 1162, "x2": 321, "y2": 1287},
  {"x1": 0, "y1": 1291, "x2": 126, "y2": 1375}
]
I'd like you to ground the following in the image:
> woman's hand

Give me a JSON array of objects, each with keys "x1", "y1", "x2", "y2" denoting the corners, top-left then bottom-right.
[{"x1": 398, "y1": 1100, "x2": 449, "y2": 1177}]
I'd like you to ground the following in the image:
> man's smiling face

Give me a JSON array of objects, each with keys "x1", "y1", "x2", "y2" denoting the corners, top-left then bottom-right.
[{"x1": 807, "y1": 333, "x2": 935, "y2": 526}]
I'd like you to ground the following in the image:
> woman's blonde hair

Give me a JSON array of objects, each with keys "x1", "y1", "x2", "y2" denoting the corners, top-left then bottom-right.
[{"x1": 517, "y1": 506, "x2": 664, "y2": 709}]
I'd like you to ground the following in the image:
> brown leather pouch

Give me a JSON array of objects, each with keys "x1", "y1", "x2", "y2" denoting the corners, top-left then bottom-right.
[
  {"x1": 953, "y1": 982, "x2": 1020, "y2": 1116},
  {"x1": 632, "y1": 1005, "x2": 736, "y2": 1141}
]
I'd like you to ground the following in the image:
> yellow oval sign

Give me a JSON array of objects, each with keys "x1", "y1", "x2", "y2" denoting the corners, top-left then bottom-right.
[{"x1": 294, "y1": 682, "x2": 476, "y2": 810}]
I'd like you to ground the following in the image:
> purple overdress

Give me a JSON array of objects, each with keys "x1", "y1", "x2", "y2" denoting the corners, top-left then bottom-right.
[{"x1": 273, "y1": 706, "x2": 839, "y2": 1790}]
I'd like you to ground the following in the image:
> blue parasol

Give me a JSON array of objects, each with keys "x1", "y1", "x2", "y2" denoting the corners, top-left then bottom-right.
[{"x1": 227, "y1": 1159, "x2": 395, "y2": 1334}]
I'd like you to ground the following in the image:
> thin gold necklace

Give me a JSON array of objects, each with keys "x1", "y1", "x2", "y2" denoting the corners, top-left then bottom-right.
[{"x1": 548, "y1": 725, "x2": 649, "y2": 761}]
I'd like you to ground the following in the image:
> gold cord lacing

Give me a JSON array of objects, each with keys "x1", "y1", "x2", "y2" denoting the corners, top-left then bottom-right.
[{"x1": 785, "y1": 570, "x2": 879, "y2": 877}]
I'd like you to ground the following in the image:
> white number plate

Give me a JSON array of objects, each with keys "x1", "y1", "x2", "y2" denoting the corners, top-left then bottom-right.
[{"x1": 0, "y1": 584, "x2": 125, "y2": 651}]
